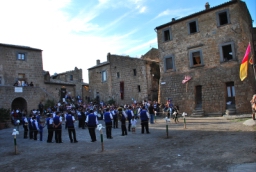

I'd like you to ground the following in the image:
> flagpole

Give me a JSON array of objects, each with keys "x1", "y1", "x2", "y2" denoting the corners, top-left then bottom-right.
[{"x1": 249, "y1": 42, "x2": 256, "y2": 82}]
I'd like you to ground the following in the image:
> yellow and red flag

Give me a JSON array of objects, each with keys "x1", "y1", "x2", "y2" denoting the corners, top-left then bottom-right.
[{"x1": 240, "y1": 43, "x2": 251, "y2": 81}]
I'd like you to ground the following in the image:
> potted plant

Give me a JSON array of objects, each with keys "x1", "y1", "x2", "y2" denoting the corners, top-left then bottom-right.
[{"x1": 0, "y1": 108, "x2": 11, "y2": 129}]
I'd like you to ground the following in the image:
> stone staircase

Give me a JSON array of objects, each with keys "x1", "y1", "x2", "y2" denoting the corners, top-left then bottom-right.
[{"x1": 191, "y1": 108, "x2": 205, "y2": 117}]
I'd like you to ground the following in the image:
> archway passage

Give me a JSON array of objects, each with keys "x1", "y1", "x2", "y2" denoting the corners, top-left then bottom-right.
[
  {"x1": 11, "y1": 97, "x2": 27, "y2": 113},
  {"x1": 11, "y1": 97, "x2": 27, "y2": 125}
]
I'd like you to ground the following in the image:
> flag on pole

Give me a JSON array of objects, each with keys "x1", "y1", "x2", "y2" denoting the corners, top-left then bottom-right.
[
  {"x1": 182, "y1": 75, "x2": 192, "y2": 84},
  {"x1": 249, "y1": 56, "x2": 253, "y2": 65},
  {"x1": 239, "y1": 43, "x2": 251, "y2": 81}
]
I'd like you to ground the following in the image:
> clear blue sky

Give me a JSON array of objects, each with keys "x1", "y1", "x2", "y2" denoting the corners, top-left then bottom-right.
[{"x1": 0, "y1": 0, "x2": 255, "y2": 83}]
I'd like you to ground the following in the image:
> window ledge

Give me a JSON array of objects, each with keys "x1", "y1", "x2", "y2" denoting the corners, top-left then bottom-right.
[
  {"x1": 217, "y1": 23, "x2": 231, "y2": 28},
  {"x1": 220, "y1": 59, "x2": 238, "y2": 64},
  {"x1": 190, "y1": 64, "x2": 205, "y2": 68}
]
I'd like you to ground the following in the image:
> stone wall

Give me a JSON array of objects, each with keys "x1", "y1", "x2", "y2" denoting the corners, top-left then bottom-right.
[
  {"x1": 156, "y1": 1, "x2": 255, "y2": 115},
  {"x1": 0, "y1": 44, "x2": 85, "y2": 113},
  {"x1": 0, "y1": 44, "x2": 44, "y2": 87},
  {"x1": 88, "y1": 50, "x2": 160, "y2": 105}
]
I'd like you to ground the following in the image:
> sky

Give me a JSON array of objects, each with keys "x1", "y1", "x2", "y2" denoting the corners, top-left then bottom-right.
[{"x1": 0, "y1": 0, "x2": 255, "y2": 83}]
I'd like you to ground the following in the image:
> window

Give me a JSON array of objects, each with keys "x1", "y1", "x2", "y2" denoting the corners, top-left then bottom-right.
[
  {"x1": 164, "y1": 55, "x2": 175, "y2": 71},
  {"x1": 117, "y1": 72, "x2": 120, "y2": 78},
  {"x1": 17, "y1": 73, "x2": 27, "y2": 86},
  {"x1": 17, "y1": 53, "x2": 26, "y2": 60},
  {"x1": 216, "y1": 9, "x2": 230, "y2": 26},
  {"x1": 188, "y1": 20, "x2": 199, "y2": 34},
  {"x1": 133, "y1": 69, "x2": 136, "y2": 76},
  {"x1": 0, "y1": 76, "x2": 2, "y2": 85},
  {"x1": 162, "y1": 28, "x2": 172, "y2": 42},
  {"x1": 219, "y1": 42, "x2": 235, "y2": 62},
  {"x1": 102, "y1": 71, "x2": 107, "y2": 82},
  {"x1": 189, "y1": 49, "x2": 204, "y2": 67},
  {"x1": 138, "y1": 85, "x2": 141, "y2": 92},
  {"x1": 70, "y1": 75, "x2": 73, "y2": 81}
]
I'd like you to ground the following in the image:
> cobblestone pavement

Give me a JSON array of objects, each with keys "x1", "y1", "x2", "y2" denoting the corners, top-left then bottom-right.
[{"x1": 0, "y1": 116, "x2": 256, "y2": 172}]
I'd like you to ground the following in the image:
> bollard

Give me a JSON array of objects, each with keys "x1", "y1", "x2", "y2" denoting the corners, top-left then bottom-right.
[
  {"x1": 97, "y1": 124, "x2": 105, "y2": 152},
  {"x1": 12, "y1": 129, "x2": 19, "y2": 154},
  {"x1": 182, "y1": 112, "x2": 187, "y2": 129},
  {"x1": 165, "y1": 117, "x2": 170, "y2": 138}
]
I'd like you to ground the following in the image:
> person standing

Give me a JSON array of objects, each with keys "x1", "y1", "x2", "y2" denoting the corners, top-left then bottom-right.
[
  {"x1": 131, "y1": 116, "x2": 137, "y2": 133},
  {"x1": 32, "y1": 116, "x2": 39, "y2": 140},
  {"x1": 66, "y1": 111, "x2": 78, "y2": 143},
  {"x1": 173, "y1": 105, "x2": 179, "y2": 123},
  {"x1": 46, "y1": 113, "x2": 54, "y2": 143},
  {"x1": 139, "y1": 106, "x2": 150, "y2": 134},
  {"x1": 112, "y1": 107, "x2": 118, "y2": 128},
  {"x1": 38, "y1": 102, "x2": 44, "y2": 115},
  {"x1": 118, "y1": 106, "x2": 127, "y2": 136},
  {"x1": 81, "y1": 108, "x2": 86, "y2": 129},
  {"x1": 28, "y1": 114, "x2": 33, "y2": 139},
  {"x1": 76, "y1": 108, "x2": 82, "y2": 128},
  {"x1": 38, "y1": 121, "x2": 45, "y2": 141},
  {"x1": 148, "y1": 103, "x2": 155, "y2": 124},
  {"x1": 22, "y1": 114, "x2": 28, "y2": 139},
  {"x1": 126, "y1": 106, "x2": 134, "y2": 131},
  {"x1": 53, "y1": 112, "x2": 62, "y2": 143},
  {"x1": 103, "y1": 108, "x2": 113, "y2": 139},
  {"x1": 85, "y1": 110, "x2": 98, "y2": 142}
]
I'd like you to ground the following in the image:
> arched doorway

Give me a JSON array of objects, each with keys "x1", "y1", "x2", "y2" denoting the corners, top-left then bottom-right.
[{"x1": 11, "y1": 97, "x2": 27, "y2": 113}]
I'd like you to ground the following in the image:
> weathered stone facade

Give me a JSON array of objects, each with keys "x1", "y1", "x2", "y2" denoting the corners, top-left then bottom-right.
[
  {"x1": 88, "y1": 48, "x2": 160, "y2": 105},
  {"x1": 155, "y1": 0, "x2": 255, "y2": 116},
  {"x1": 0, "y1": 43, "x2": 87, "y2": 112}
]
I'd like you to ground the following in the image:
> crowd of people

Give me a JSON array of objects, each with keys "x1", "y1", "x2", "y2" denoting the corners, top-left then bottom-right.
[{"x1": 11, "y1": 99, "x2": 180, "y2": 143}]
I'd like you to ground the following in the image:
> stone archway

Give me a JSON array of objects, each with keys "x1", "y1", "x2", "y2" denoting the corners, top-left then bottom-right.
[{"x1": 11, "y1": 97, "x2": 27, "y2": 112}]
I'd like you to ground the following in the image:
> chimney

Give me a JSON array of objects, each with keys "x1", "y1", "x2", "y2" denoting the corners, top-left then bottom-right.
[
  {"x1": 96, "y1": 59, "x2": 100, "y2": 65},
  {"x1": 172, "y1": 18, "x2": 175, "y2": 22},
  {"x1": 205, "y1": 2, "x2": 210, "y2": 9}
]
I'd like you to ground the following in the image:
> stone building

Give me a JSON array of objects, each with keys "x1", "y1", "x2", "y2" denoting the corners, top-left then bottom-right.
[
  {"x1": 0, "y1": 43, "x2": 87, "y2": 113},
  {"x1": 155, "y1": 0, "x2": 255, "y2": 116},
  {"x1": 88, "y1": 48, "x2": 160, "y2": 105},
  {"x1": 45, "y1": 67, "x2": 89, "y2": 103}
]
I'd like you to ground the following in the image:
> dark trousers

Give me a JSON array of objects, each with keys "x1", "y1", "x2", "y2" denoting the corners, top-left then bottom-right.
[
  {"x1": 68, "y1": 126, "x2": 77, "y2": 142},
  {"x1": 121, "y1": 120, "x2": 127, "y2": 135},
  {"x1": 39, "y1": 130, "x2": 43, "y2": 141},
  {"x1": 55, "y1": 128, "x2": 62, "y2": 143},
  {"x1": 113, "y1": 116, "x2": 118, "y2": 128},
  {"x1": 174, "y1": 115, "x2": 179, "y2": 123},
  {"x1": 128, "y1": 118, "x2": 132, "y2": 131},
  {"x1": 81, "y1": 118, "x2": 85, "y2": 129},
  {"x1": 33, "y1": 129, "x2": 38, "y2": 140},
  {"x1": 47, "y1": 127, "x2": 54, "y2": 142},
  {"x1": 23, "y1": 125, "x2": 28, "y2": 138},
  {"x1": 105, "y1": 122, "x2": 112, "y2": 138},
  {"x1": 141, "y1": 120, "x2": 149, "y2": 133},
  {"x1": 88, "y1": 126, "x2": 96, "y2": 141},
  {"x1": 78, "y1": 118, "x2": 82, "y2": 128},
  {"x1": 29, "y1": 127, "x2": 33, "y2": 139}
]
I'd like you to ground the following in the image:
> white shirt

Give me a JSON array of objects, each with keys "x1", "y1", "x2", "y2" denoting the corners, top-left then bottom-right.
[
  {"x1": 33, "y1": 120, "x2": 39, "y2": 130},
  {"x1": 23, "y1": 117, "x2": 28, "y2": 123},
  {"x1": 49, "y1": 118, "x2": 53, "y2": 124}
]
